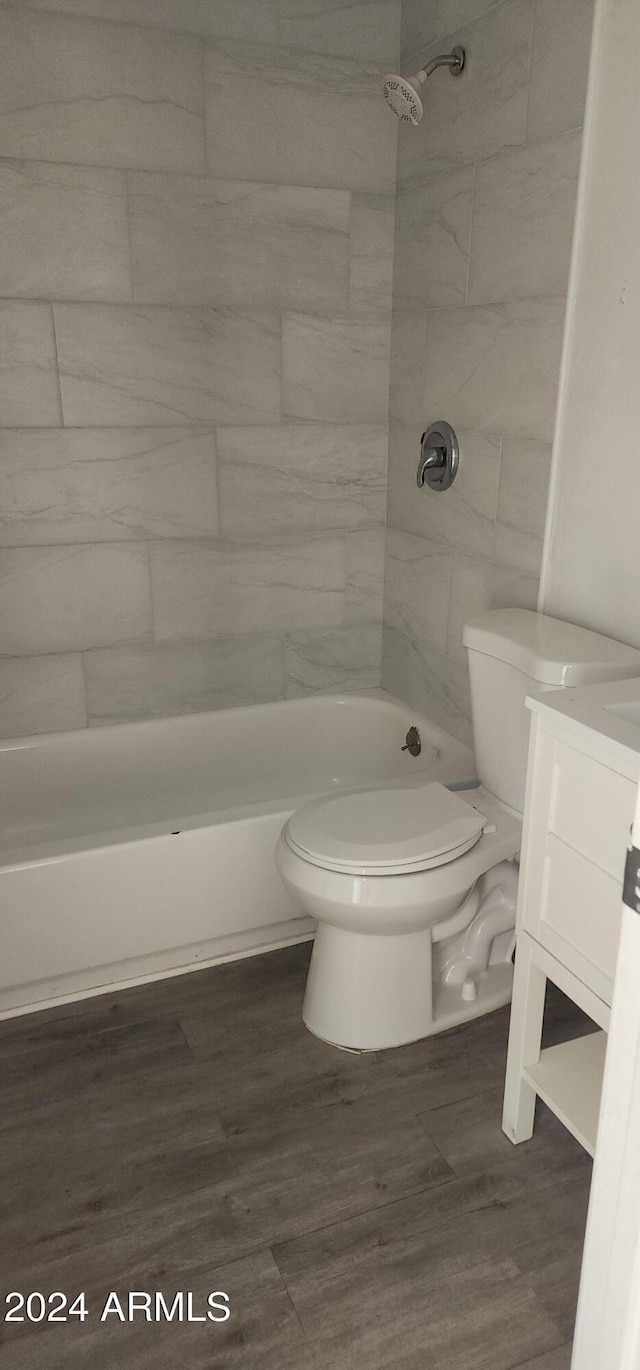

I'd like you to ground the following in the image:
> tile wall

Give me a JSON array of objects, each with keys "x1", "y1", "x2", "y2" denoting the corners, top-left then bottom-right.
[
  {"x1": 0, "y1": 0, "x2": 399, "y2": 735},
  {"x1": 382, "y1": 0, "x2": 595, "y2": 745}
]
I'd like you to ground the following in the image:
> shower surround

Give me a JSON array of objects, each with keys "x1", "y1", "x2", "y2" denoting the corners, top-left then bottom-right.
[
  {"x1": 0, "y1": 0, "x2": 399, "y2": 737},
  {"x1": 382, "y1": 0, "x2": 595, "y2": 744}
]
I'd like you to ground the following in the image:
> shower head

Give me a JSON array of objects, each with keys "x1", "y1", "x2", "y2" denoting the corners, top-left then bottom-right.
[{"x1": 382, "y1": 45, "x2": 465, "y2": 125}]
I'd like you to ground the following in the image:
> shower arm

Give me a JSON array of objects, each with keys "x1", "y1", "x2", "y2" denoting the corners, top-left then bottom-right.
[{"x1": 414, "y1": 51, "x2": 464, "y2": 86}]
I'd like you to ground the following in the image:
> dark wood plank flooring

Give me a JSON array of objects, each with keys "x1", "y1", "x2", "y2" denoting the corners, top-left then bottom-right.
[{"x1": 0, "y1": 944, "x2": 593, "y2": 1368}]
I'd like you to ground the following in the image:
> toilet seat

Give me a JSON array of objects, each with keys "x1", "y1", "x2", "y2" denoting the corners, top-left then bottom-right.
[{"x1": 284, "y1": 781, "x2": 488, "y2": 877}]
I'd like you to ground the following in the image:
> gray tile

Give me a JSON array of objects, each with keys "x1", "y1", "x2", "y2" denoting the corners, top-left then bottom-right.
[
  {"x1": 398, "y1": 0, "x2": 532, "y2": 190},
  {"x1": 0, "y1": 159, "x2": 132, "y2": 302},
  {"x1": 446, "y1": 551, "x2": 539, "y2": 663},
  {"x1": 381, "y1": 621, "x2": 410, "y2": 701},
  {"x1": 384, "y1": 527, "x2": 451, "y2": 651},
  {"x1": 26, "y1": 0, "x2": 280, "y2": 42},
  {"x1": 401, "y1": 0, "x2": 501, "y2": 65},
  {"x1": 423, "y1": 297, "x2": 566, "y2": 442},
  {"x1": 0, "y1": 542, "x2": 152, "y2": 654},
  {"x1": 0, "y1": 428, "x2": 219, "y2": 544},
  {"x1": 408, "y1": 638, "x2": 473, "y2": 748},
  {"x1": 387, "y1": 425, "x2": 500, "y2": 559},
  {"x1": 54, "y1": 305, "x2": 282, "y2": 427},
  {"x1": 526, "y1": 0, "x2": 594, "y2": 145},
  {"x1": 468, "y1": 133, "x2": 582, "y2": 305},
  {"x1": 285, "y1": 621, "x2": 382, "y2": 696},
  {"x1": 279, "y1": 0, "x2": 401, "y2": 63},
  {"x1": 0, "y1": 653, "x2": 86, "y2": 738},
  {"x1": 393, "y1": 166, "x2": 474, "y2": 309},
  {"x1": 217, "y1": 424, "x2": 386, "y2": 537},
  {"x1": 204, "y1": 42, "x2": 397, "y2": 192},
  {"x1": 282, "y1": 314, "x2": 390, "y2": 423},
  {"x1": 389, "y1": 310, "x2": 426, "y2": 425},
  {"x1": 128, "y1": 172, "x2": 350, "y2": 311},
  {"x1": 349, "y1": 192, "x2": 395, "y2": 318},
  {"x1": 495, "y1": 438, "x2": 553, "y2": 576},
  {"x1": 0, "y1": 9, "x2": 204, "y2": 171},
  {"x1": 0, "y1": 301, "x2": 60, "y2": 426},
  {"x1": 345, "y1": 527, "x2": 385, "y2": 623},
  {"x1": 84, "y1": 633, "x2": 285, "y2": 726},
  {"x1": 150, "y1": 534, "x2": 346, "y2": 642}
]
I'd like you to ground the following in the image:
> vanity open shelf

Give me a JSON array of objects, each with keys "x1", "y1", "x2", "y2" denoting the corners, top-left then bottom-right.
[{"x1": 503, "y1": 676, "x2": 640, "y2": 1157}]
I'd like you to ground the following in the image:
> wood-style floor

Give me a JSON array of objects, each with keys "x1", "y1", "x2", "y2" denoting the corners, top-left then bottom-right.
[{"x1": 0, "y1": 943, "x2": 593, "y2": 1369}]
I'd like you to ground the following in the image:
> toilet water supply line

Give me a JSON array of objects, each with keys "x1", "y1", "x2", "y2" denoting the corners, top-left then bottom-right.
[{"x1": 435, "y1": 861, "x2": 519, "y2": 987}]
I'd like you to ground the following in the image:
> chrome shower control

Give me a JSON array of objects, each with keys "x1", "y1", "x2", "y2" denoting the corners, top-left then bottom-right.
[{"x1": 417, "y1": 421, "x2": 459, "y2": 492}]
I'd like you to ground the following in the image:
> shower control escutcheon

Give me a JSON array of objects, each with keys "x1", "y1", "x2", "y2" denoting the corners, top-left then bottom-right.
[{"x1": 417, "y1": 421, "x2": 459, "y2": 492}]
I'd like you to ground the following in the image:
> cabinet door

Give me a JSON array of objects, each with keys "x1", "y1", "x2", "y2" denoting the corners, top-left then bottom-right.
[{"x1": 519, "y1": 728, "x2": 635, "y2": 1004}]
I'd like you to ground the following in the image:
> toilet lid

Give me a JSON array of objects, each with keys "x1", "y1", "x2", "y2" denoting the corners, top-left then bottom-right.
[{"x1": 284, "y1": 782, "x2": 487, "y2": 876}]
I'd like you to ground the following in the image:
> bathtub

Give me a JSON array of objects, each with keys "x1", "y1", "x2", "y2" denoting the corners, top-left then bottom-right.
[{"x1": 0, "y1": 690, "x2": 475, "y2": 1018}]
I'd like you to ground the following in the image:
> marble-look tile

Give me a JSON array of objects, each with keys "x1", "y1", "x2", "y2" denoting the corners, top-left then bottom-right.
[
  {"x1": 526, "y1": 0, "x2": 594, "y2": 145},
  {"x1": 0, "y1": 543, "x2": 152, "y2": 655},
  {"x1": 0, "y1": 160, "x2": 131, "y2": 302},
  {"x1": 495, "y1": 437, "x2": 553, "y2": 576},
  {"x1": 401, "y1": 0, "x2": 501, "y2": 66},
  {"x1": 423, "y1": 296, "x2": 566, "y2": 442},
  {"x1": 282, "y1": 314, "x2": 390, "y2": 424},
  {"x1": 389, "y1": 310, "x2": 426, "y2": 426},
  {"x1": 446, "y1": 551, "x2": 539, "y2": 663},
  {"x1": 393, "y1": 166, "x2": 474, "y2": 309},
  {"x1": 345, "y1": 527, "x2": 385, "y2": 623},
  {"x1": 204, "y1": 42, "x2": 396, "y2": 193},
  {"x1": 26, "y1": 0, "x2": 280, "y2": 43},
  {"x1": 384, "y1": 527, "x2": 451, "y2": 650},
  {"x1": 0, "y1": 653, "x2": 86, "y2": 738},
  {"x1": 151, "y1": 534, "x2": 346, "y2": 642},
  {"x1": 128, "y1": 172, "x2": 350, "y2": 311},
  {"x1": 408, "y1": 637, "x2": 473, "y2": 747},
  {"x1": 468, "y1": 133, "x2": 582, "y2": 305},
  {"x1": 0, "y1": 428, "x2": 218, "y2": 545},
  {"x1": 0, "y1": 10, "x2": 204, "y2": 171},
  {"x1": 387, "y1": 424, "x2": 500, "y2": 559},
  {"x1": 284, "y1": 621, "x2": 382, "y2": 697},
  {"x1": 84, "y1": 633, "x2": 285, "y2": 726},
  {"x1": 397, "y1": 0, "x2": 532, "y2": 190},
  {"x1": 217, "y1": 425, "x2": 385, "y2": 537},
  {"x1": 381, "y1": 621, "x2": 410, "y2": 701},
  {"x1": 54, "y1": 305, "x2": 281, "y2": 427},
  {"x1": 279, "y1": 0, "x2": 401, "y2": 64},
  {"x1": 349, "y1": 193, "x2": 395, "y2": 318},
  {"x1": 0, "y1": 302, "x2": 60, "y2": 427}
]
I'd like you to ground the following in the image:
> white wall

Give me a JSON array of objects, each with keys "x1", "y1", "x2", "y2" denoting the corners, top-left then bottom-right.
[{"x1": 540, "y1": 0, "x2": 640, "y2": 647}]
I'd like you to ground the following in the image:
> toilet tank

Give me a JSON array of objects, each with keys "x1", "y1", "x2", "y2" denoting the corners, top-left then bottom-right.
[{"x1": 463, "y1": 609, "x2": 640, "y2": 814}]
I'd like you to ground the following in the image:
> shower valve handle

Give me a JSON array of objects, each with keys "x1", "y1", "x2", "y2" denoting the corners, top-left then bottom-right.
[{"x1": 416, "y1": 421, "x2": 460, "y2": 493}]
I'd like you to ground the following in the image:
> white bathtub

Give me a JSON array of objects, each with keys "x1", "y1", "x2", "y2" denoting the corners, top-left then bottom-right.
[{"x1": 0, "y1": 690, "x2": 475, "y2": 1018}]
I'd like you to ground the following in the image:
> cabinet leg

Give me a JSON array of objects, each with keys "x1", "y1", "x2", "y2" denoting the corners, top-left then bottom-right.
[{"x1": 502, "y1": 935, "x2": 546, "y2": 1144}]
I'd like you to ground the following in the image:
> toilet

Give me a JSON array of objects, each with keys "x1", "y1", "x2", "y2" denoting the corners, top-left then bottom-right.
[{"x1": 276, "y1": 609, "x2": 640, "y2": 1050}]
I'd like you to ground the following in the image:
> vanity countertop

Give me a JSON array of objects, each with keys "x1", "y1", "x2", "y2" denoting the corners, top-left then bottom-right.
[{"x1": 527, "y1": 675, "x2": 640, "y2": 777}]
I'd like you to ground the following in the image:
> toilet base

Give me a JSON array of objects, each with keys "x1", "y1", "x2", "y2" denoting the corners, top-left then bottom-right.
[{"x1": 303, "y1": 921, "x2": 514, "y2": 1051}]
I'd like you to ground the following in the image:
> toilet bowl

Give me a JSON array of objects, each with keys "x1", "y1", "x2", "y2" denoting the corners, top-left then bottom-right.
[
  {"x1": 276, "y1": 781, "x2": 521, "y2": 1050},
  {"x1": 276, "y1": 609, "x2": 640, "y2": 1051}
]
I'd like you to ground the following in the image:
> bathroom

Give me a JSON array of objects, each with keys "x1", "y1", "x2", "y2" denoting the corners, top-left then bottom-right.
[{"x1": 1, "y1": 0, "x2": 639, "y2": 1364}]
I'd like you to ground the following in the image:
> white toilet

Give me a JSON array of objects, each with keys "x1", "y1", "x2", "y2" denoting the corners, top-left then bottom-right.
[{"x1": 276, "y1": 609, "x2": 640, "y2": 1050}]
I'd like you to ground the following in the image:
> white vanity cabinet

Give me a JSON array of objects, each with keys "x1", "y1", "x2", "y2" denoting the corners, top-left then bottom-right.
[{"x1": 503, "y1": 677, "x2": 640, "y2": 1156}]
